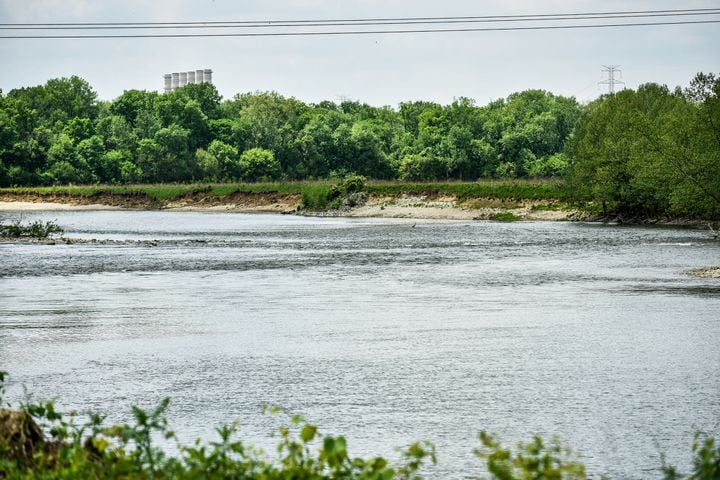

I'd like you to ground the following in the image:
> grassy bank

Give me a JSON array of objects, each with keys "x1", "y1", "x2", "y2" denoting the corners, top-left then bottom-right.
[
  {"x1": 0, "y1": 179, "x2": 577, "y2": 209},
  {"x1": 0, "y1": 182, "x2": 313, "y2": 202}
]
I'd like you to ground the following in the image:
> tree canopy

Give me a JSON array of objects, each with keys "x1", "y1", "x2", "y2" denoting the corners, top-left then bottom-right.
[
  {"x1": 0, "y1": 78, "x2": 581, "y2": 186},
  {"x1": 567, "y1": 73, "x2": 720, "y2": 218},
  {"x1": 1, "y1": 72, "x2": 718, "y2": 219}
]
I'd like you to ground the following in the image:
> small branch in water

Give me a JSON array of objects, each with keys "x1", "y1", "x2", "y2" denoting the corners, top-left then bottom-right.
[{"x1": 708, "y1": 223, "x2": 719, "y2": 240}]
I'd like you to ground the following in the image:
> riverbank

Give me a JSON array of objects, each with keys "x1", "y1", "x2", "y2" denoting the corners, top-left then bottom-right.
[
  {"x1": 0, "y1": 196, "x2": 577, "y2": 221},
  {"x1": 0, "y1": 181, "x2": 581, "y2": 221},
  {"x1": 0, "y1": 182, "x2": 716, "y2": 225}
]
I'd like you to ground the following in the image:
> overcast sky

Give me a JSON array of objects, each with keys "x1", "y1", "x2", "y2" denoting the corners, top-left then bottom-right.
[{"x1": 0, "y1": 0, "x2": 718, "y2": 106}]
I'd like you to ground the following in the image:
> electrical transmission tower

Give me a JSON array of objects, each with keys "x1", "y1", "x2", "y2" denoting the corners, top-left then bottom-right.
[{"x1": 599, "y1": 65, "x2": 625, "y2": 94}]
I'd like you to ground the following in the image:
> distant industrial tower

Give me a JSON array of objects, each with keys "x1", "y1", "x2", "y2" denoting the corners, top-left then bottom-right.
[
  {"x1": 599, "y1": 65, "x2": 624, "y2": 94},
  {"x1": 163, "y1": 69, "x2": 212, "y2": 93}
]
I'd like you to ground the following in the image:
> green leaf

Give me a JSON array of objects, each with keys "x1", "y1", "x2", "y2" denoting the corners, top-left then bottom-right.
[{"x1": 300, "y1": 424, "x2": 317, "y2": 443}]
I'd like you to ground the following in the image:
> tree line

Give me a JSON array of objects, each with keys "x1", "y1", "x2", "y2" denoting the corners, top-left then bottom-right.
[
  {"x1": 0, "y1": 77, "x2": 580, "y2": 185},
  {"x1": 0, "y1": 72, "x2": 718, "y2": 218}
]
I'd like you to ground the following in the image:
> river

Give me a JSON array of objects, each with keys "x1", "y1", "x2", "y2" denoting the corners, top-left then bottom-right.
[{"x1": 1, "y1": 210, "x2": 719, "y2": 478}]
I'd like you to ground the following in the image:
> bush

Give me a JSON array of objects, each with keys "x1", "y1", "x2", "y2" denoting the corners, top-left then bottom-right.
[
  {"x1": 489, "y1": 212, "x2": 522, "y2": 222},
  {"x1": 329, "y1": 174, "x2": 366, "y2": 199},
  {"x1": 0, "y1": 220, "x2": 63, "y2": 238},
  {"x1": 300, "y1": 176, "x2": 368, "y2": 211},
  {"x1": 239, "y1": 148, "x2": 281, "y2": 182},
  {"x1": 475, "y1": 431, "x2": 587, "y2": 479}
]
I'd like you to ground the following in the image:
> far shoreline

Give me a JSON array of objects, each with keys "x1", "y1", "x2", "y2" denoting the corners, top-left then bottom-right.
[
  {"x1": 0, "y1": 195, "x2": 579, "y2": 222},
  {"x1": 0, "y1": 179, "x2": 717, "y2": 226},
  {"x1": 0, "y1": 197, "x2": 714, "y2": 227}
]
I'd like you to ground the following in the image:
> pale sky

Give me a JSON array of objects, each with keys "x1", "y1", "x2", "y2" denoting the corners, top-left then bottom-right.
[{"x1": 0, "y1": 0, "x2": 718, "y2": 106}]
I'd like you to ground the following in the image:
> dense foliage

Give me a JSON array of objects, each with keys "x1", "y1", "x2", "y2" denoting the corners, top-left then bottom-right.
[
  {"x1": 567, "y1": 73, "x2": 720, "y2": 219},
  {"x1": 0, "y1": 372, "x2": 718, "y2": 479},
  {"x1": 0, "y1": 77, "x2": 581, "y2": 186},
  {"x1": 1, "y1": 72, "x2": 718, "y2": 219}
]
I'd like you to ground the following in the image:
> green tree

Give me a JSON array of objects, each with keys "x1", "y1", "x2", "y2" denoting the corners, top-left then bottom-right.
[
  {"x1": 62, "y1": 117, "x2": 94, "y2": 144},
  {"x1": 398, "y1": 152, "x2": 448, "y2": 180},
  {"x1": 120, "y1": 159, "x2": 143, "y2": 183},
  {"x1": 349, "y1": 120, "x2": 393, "y2": 178},
  {"x1": 77, "y1": 135, "x2": 106, "y2": 181},
  {"x1": 98, "y1": 150, "x2": 133, "y2": 183},
  {"x1": 568, "y1": 76, "x2": 720, "y2": 218},
  {"x1": 7, "y1": 76, "x2": 98, "y2": 129},
  {"x1": 181, "y1": 100, "x2": 211, "y2": 150},
  {"x1": 135, "y1": 138, "x2": 164, "y2": 182},
  {"x1": 110, "y1": 89, "x2": 159, "y2": 126},
  {"x1": 44, "y1": 133, "x2": 93, "y2": 184},
  {"x1": 238, "y1": 147, "x2": 281, "y2": 181},
  {"x1": 207, "y1": 140, "x2": 240, "y2": 179},
  {"x1": 96, "y1": 115, "x2": 138, "y2": 152},
  {"x1": 176, "y1": 82, "x2": 222, "y2": 119},
  {"x1": 153, "y1": 124, "x2": 198, "y2": 182},
  {"x1": 195, "y1": 148, "x2": 221, "y2": 181}
]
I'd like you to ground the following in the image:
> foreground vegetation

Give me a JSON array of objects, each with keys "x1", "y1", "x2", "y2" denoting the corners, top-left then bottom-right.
[
  {"x1": 0, "y1": 373, "x2": 718, "y2": 479},
  {"x1": 0, "y1": 71, "x2": 718, "y2": 219}
]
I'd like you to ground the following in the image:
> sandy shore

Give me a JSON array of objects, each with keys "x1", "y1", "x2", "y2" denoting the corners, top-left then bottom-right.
[
  {"x1": 345, "y1": 195, "x2": 573, "y2": 220},
  {"x1": 0, "y1": 195, "x2": 577, "y2": 221}
]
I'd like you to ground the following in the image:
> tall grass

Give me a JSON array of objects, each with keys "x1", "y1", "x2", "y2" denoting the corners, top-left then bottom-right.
[{"x1": 366, "y1": 180, "x2": 572, "y2": 201}]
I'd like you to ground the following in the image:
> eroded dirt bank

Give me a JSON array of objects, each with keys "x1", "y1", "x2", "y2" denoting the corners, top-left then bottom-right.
[{"x1": 0, "y1": 191, "x2": 579, "y2": 221}]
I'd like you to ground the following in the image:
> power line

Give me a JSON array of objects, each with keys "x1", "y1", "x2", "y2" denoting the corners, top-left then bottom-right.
[
  {"x1": 1, "y1": 7, "x2": 717, "y2": 27},
  {"x1": 1, "y1": 19, "x2": 718, "y2": 39},
  {"x1": 2, "y1": 11, "x2": 719, "y2": 30}
]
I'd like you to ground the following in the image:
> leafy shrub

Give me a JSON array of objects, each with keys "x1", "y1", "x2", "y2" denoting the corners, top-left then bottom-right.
[
  {"x1": 662, "y1": 433, "x2": 720, "y2": 480},
  {"x1": 0, "y1": 372, "x2": 435, "y2": 479},
  {"x1": 0, "y1": 220, "x2": 63, "y2": 238},
  {"x1": 490, "y1": 212, "x2": 522, "y2": 222},
  {"x1": 0, "y1": 368, "x2": 718, "y2": 479},
  {"x1": 475, "y1": 431, "x2": 586, "y2": 479},
  {"x1": 300, "y1": 176, "x2": 367, "y2": 211},
  {"x1": 329, "y1": 175, "x2": 366, "y2": 199},
  {"x1": 239, "y1": 148, "x2": 281, "y2": 182}
]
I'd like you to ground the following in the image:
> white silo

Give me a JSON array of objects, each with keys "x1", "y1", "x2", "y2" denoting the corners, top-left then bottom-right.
[
  {"x1": 163, "y1": 74, "x2": 172, "y2": 93},
  {"x1": 188, "y1": 71, "x2": 196, "y2": 84},
  {"x1": 179, "y1": 72, "x2": 188, "y2": 87},
  {"x1": 171, "y1": 73, "x2": 180, "y2": 90},
  {"x1": 196, "y1": 69, "x2": 205, "y2": 84},
  {"x1": 203, "y1": 69, "x2": 213, "y2": 84}
]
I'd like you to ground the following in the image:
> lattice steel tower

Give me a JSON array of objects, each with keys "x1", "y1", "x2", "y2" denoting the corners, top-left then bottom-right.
[{"x1": 599, "y1": 65, "x2": 625, "y2": 94}]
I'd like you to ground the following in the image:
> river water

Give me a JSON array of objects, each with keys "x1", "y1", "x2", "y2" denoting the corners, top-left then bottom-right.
[{"x1": 1, "y1": 210, "x2": 719, "y2": 478}]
